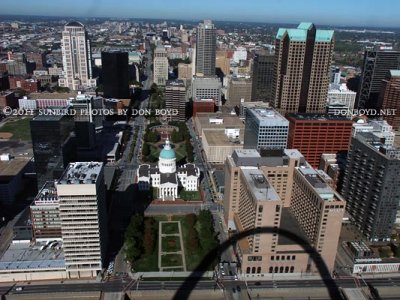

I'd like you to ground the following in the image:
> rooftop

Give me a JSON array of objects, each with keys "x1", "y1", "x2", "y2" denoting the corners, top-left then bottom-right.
[
  {"x1": 248, "y1": 108, "x2": 289, "y2": 125},
  {"x1": 65, "y1": 21, "x2": 84, "y2": 28},
  {"x1": 287, "y1": 113, "x2": 351, "y2": 121},
  {"x1": 32, "y1": 108, "x2": 70, "y2": 121},
  {"x1": 203, "y1": 129, "x2": 243, "y2": 146},
  {"x1": 166, "y1": 79, "x2": 185, "y2": 87},
  {"x1": 58, "y1": 162, "x2": 103, "y2": 185},
  {"x1": 241, "y1": 168, "x2": 280, "y2": 202},
  {"x1": 315, "y1": 30, "x2": 335, "y2": 42},
  {"x1": 390, "y1": 70, "x2": 400, "y2": 77},
  {"x1": 298, "y1": 167, "x2": 339, "y2": 201},
  {"x1": 0, "y1": 158, "x2": 29, "y2": 178},
  {"x1": 276, "y1": 23, "x2": 333, "y2": 43},
  {"x1": 0, "y1": 241, "x2": 64, "y2": 272},
  {"x1": 34, "y1": 181, "x2": 58, "y2": 205}
]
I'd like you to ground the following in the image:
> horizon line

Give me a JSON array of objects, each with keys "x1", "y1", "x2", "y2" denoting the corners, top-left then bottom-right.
[{"x1": 1, "y1": 13, "x2": 400, "y2": 30}]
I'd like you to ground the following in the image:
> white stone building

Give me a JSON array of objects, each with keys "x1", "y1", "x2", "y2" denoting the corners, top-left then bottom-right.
[{"x1": 137, "y1": 139, "x2": 200, "y2": 200}]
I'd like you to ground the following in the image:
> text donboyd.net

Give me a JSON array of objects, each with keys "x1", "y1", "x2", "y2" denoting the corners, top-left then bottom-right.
[
  {"x1": 333, "y1": 109, "x2": 397, "y2": 116},
  {"x1": 2, "y1": 107, "x2": 179, "y2": 117}
]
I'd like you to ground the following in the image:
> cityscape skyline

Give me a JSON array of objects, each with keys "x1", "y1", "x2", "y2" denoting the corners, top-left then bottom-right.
[{"x1": 1, "y1": 0, "x2": 400, "y2": 28}]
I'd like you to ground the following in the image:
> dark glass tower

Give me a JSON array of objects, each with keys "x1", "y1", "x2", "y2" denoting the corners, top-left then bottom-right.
[
  {"x1": 101, "y1": 51, "x2": 129, "y2": 99},
  {"x1": 251, "y1": 52, "x2": 274, "y2": 102},
  {"x1": 30, "y1": 112, "x2": 76, "y2": 190}
]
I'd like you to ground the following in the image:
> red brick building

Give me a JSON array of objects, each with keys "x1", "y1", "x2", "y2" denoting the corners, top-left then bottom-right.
[
  {"x1": 192, "y1": 99, "x2": 215, "y2": 117},
  {"x1": 9, "y1": 76, "x2": 40, "y2": 93},
  {"x1": 0, "y1": 91, "x2": 17, "y2": 109},
  {"x1": 379, "y1": 70, "x2": 400, "y2": 130},
  {"x1": 287, "y1": 113, "x2": 353, "y2": 168}
]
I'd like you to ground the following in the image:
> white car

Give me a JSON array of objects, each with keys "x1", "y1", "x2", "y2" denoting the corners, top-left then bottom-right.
[{"x1": 15, "y1": 287, "x2": 23, "y2": 291}]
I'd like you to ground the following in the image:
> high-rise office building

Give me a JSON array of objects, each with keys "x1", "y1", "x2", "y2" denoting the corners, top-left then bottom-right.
[
  {"x1": 251, "y1": 52, "x2": 274, "y2": 102},
  {"x1": 30, "y1": 181, "x2": 61, "y2": 240},
  {"x1": 58, "y1": 21, "x2": 97, "y2": 90},
  {"x1": 379, "y1": 70, "x2": 400, "y2": 130},
  {"x1": 327, "y1": 83, "x2": 357, "y2": 114},
  {"x1": 226, "y1": 76, "x2": 252, "y2": 107},
  {"x1": 272, "y1": 23, "x2": 334, "y2": 114},
  {"x1": 287, "y1": 113, "x2": 353, "y2": 168},
  {"x1": 153, "y1": 46, "x2": 169, "y2": 86},
  {"x1": 191, "y1": 75, "x2": 222, "y2": 106},
  {"x1": 357, "y1": 48, "x2": 400, "y2": 109},
  {"x1": 71, "y1": 94, "x2": 104, "y2": 149},
  {"x1": 243, "y1": 108, "x2": 289, "y2": 150},
  {"x1": 56, "y1": 162, "x2": 108, "y2": 278},
  {"x1": 30, "y1": 112, "x2": 76, "y2": 190},
  {"x1": 165, "y1": 80, "x2": 186, "y2": 122},
  {"x1": 101, "y1": 51, "x2": 129, "y2": 99},
  {"x1": 195, "y1": 20, "x2": 216, "y2": 76},
  {"x1": 341, "y1": 133, "x2": 400, "y2": 242}
]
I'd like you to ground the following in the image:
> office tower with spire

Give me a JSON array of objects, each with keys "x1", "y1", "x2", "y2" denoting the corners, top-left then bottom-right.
[
  {"x1": 58, "y1": 21, "x2": 97, "y2": 90},
  {"x1": 272, "y1": 23, "x2": 334, "y2": 114},
  {"x1": 195, "y1": 20, "x2": 216, "y2": 76}
]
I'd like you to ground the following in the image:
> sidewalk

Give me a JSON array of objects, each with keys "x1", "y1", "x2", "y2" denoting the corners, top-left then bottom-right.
[{"x1": 131, "y1": 271, "x2": 214, "y2": 279}]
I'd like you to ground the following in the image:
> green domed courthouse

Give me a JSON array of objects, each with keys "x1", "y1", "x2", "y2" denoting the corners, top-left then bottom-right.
[{"x1": 136, "y1": 139, "x2": 200, "y2": 200}]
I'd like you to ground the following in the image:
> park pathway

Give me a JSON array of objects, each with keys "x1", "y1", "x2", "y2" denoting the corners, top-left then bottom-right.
[{"x1": 158, "y1": 221, "x2": 187, "y2": 271}]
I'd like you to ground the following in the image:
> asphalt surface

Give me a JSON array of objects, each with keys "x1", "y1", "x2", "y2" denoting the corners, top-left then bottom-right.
[{"x1": 4, "y1": 277, "x2": 400, "y2": 297}]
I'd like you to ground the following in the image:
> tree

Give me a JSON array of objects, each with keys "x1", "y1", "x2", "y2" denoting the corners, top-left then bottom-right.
[
  {"x1": 171, "y1": 129, "x2": 183, "y2": 143},
  {"x1": 144, "y1": 131, "x2": 158, "y2": 143},
  {"x1": 54, "y1": 86, "x2": 70, "y2": 93},
  {"x1": 186, "y1": 140, "x2": 194, "y2": 162},
  {"x1": 143, "y1": 218, "x2": 155, "y2": 255},
  {"x1": 150, "y1": 83, "x2": 158, "y2": 95},
  {"x1": 187, "y1": 227, "x2": 200, "y2": 253},
  {"x1": 142, "y1": 143, "x2": 150, "y2": 156},
  {"x1": 124, "y1": 214, "x2": 145, "y2": 262},
  {"x1": 185, "y1": 214, "x2": 197, "y2": 228}
]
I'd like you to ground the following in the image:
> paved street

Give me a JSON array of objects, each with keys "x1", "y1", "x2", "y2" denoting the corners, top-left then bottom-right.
[{"x1": 4, "y1": 277, "x2": 400, "y2": 298}]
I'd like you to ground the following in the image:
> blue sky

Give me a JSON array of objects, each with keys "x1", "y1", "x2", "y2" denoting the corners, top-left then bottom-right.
[{"x1": 2, "y1": 0, "x2": 400, "y2": 28}]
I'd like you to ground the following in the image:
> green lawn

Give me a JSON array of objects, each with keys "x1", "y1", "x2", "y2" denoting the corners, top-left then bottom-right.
[
  {"x1": 161, "y1": 254, "x2": 183, "y2": 267},
  {"x1": 161, "y1": 222, "x2": 179, "y2": 235},
  {"x1": 132, "y1": 215, "x2": 167, "y2": 272},
  {"x1": 172, "y1": 216, "x2": 203, "y2": 271},
  {"x1": 162, "y1": 236, "x2": 181, "y2": 252},
  {"x1": 0, "y1": 117, "x2": 32, "y2": 140},
  {"x1": 179, "y1": 190, "x2": 201, "y2": 201}
]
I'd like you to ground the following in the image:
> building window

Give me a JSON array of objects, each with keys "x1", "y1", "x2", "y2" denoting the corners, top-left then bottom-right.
[
  {"x1": 257, "y1": 267, "x2": 261, "y2": 273},
  {"x1": 269, "y1": 267, "x2": 273, "y2": 273},
  {"x1": 252, "y1": 267, "x2": 256, "y2": 274},
  {"x1": 246, "y1": 267, "x2": 250, "y2": 273}
]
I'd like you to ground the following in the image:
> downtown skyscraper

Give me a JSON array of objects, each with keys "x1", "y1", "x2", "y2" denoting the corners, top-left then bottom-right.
[
  {"x1": 195, "y1": 20, "x2": 216, "y2": 76},
  {"x1": 357, "y1": 48, "x2": 400, "y2": 109},
  {"x1": 272, "y1": 23, "x2": 334, "y2": 114},
  {"x1": 58, "y1": 21, "x2": 97, "y2": 90}
]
